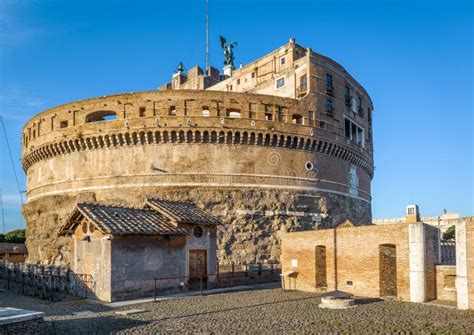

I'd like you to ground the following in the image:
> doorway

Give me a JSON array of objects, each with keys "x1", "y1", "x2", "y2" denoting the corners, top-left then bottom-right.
[
  {"x1": 315, "y1": 245, "x2": 327, "y2": 291},
  {"x1": 379, "y1": 244, "x2": 397, "y2": 297},
  {"x1": 189, "y1": 249, "x2": 207, "y2": 290}
]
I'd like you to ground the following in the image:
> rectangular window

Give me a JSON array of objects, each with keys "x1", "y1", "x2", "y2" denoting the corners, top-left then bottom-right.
[
  {"x1": 326, "y1": 74, "x2": 333, "y2": 88},
  {"x1": 276, "y1": 77, "x2": 285, "y2": 89},
  {"x1": 280, "y1": 57, "x2": 286, "y2": 64},
  {"x1": 237, "y1": 79, "x2": 240, "y2": 85},
  {"x1": 344, "y1": 86, "x2": 350, "y2": 99},
  {"x1": 168, "y1": 106, "x2": 177, "y2": 116},
  {"x1": 60, "y1": 121, "x2": 68, "y2": 128},
  {"x1": 345, "y1": 118, "x2": 351, "y2": 139},
  {"x1": 300, "y1": 74, "x2": 307, "y2": 89},
  {"x1": 344, "y1": 117, "x2": 365, "y2": 147},
  {"x1": 139, "y1": 107, "x2": 146, "y2": 117},
  {"x1": 357, "y1": 127, "x2": 363, "y2": 146},
  {"x1": 326, "y1": 98, "x2": 333, "y2": 112},
  {"x1": 251, "y1": 72, "x2": 255, "y2": 78}
]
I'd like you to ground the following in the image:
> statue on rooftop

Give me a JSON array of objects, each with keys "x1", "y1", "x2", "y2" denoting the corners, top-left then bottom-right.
[{"x1": 219, "y1": 36, "x2": 237, "y2": 69}]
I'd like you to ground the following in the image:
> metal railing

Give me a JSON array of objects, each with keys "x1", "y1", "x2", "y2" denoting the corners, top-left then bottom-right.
[
  {"x1": 440, "y1": 242, "x2": 456, "y2": 265},
  {"x1": 153, "y1": 263, "x2": 281, "y2": 301},
  {"x1": 0, "y1": 260, "x2": 94, "y2": 302}
]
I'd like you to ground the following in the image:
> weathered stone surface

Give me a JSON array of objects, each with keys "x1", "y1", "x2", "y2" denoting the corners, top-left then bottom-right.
[{"x1": 24, "y1": 188, "x2": 370, "y2": 266}]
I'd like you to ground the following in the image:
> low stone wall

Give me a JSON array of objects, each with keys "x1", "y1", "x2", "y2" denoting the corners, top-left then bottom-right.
[
  {"x1": 435, "y1": 265, "x2": 457, "y2": 302},
  {"x1": 0, "y1": 308, "x2": 46, "y2": 335}
]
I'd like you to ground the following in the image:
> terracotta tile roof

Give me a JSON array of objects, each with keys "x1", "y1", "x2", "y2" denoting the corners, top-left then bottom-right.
[
  {"x1": 64, "y1": 203, "x2": 188, "y2": 235},
  {"x1": 146, "y1": 198, "x2": 221, "y2": 226},
  {"x1": 0, "y1": 243, "x2": 28, "y2": 254}
]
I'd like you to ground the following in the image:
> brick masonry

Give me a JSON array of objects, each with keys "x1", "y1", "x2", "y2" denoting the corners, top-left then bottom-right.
[
  {"x1": 281, "y1": 222, "x2": 440, "y2": 302},
  {"x1": 435, "y1": 265, "x2": 456, "y2": 302}
]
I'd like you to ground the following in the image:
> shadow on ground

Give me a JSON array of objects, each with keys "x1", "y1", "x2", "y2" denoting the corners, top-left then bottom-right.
[
  {"x1": 355, "y1": 297, "x2": 384, "y2": 305},
  {"x1": 48, "y1": 316, "x2": 149, "y2": 334}
]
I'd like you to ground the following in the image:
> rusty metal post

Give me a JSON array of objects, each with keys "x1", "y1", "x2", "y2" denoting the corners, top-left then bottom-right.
[{"x1": 200, "y1": 276, "x2": 203, "y2": 295}]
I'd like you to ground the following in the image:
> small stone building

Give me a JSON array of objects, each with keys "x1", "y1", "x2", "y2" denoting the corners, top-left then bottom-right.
[
  {"x1": 0, "y1": 243, "x2": 28, "y2": 263},
  {"x1": 281, "y1": 220, "x2": 440, "y2": 303},
  {"x1": 60, "y1": 198, "x2": 219, "y2": 302}
]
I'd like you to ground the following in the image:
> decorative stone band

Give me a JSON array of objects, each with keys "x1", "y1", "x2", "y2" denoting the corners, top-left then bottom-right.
[
  {"x1": 26, "y1": 173, "x2": 372, "y2": 203},
  {"x1": 22, "y1": 127, "x2": 374, "y2": 177}
]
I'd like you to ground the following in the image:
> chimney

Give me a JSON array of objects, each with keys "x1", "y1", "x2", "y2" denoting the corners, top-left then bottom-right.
[{"x1": 406, "y1": 204, "x2": 420, "y2": 223}]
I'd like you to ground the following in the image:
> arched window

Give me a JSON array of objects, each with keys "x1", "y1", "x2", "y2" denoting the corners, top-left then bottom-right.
[{"x1": 85, "y1": 111, "x2": 117, "y2": 123}]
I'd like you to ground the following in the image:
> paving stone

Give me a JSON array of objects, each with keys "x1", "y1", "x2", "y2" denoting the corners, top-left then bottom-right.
[{"x1": 2, "y1": 289, "x2": 474, "y2": 334}]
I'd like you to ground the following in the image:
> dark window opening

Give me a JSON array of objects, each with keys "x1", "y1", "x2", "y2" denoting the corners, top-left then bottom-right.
[
  {"x1": 139, "y1": 107, "x2": 146, "y2": 117},
  {"x1": 344, "y1": 86, "x2": 351, "y2": 106},
  {"x1": 60, "y1": 121, "x2": 68, "y2": 128},
  {"x1": 292, "y1": 114, "x2": 303, "y2": 124},
  {"x1": 326, "y1": 74, "x2": 333, "y2": 89},
  {"x1": 193, "y1": 226, "x2": 203, "y2": 238},
  {"x1": 168, "y1": 106, "x2": 177, "y2": 116},
  {"x1": 345, "y1": 118, "x2": 351, "y2": 138},
  {"x1": 326, "y1": 98, "x2": 334, "y2": 113}
]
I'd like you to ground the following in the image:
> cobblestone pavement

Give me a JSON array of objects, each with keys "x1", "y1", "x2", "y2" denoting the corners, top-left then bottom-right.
[{"x1": 2, "y1": 288, "x2": 474, "y2": 334}]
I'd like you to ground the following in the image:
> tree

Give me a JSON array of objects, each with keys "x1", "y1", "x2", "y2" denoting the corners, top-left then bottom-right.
[
  {"x1": 3, "y1": 229, "x2": 26, "y2": 244},
  {"x1": 0, "y1": 234, "x2": 4, "y2": 243},
  {"x1": 442, "y1": 226, "x2": 455, "y2": 242}
]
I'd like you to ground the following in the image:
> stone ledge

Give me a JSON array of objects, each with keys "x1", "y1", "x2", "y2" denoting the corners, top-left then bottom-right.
[{"x1": 0, "y1": 307, "x2": 44, "y2": 326}]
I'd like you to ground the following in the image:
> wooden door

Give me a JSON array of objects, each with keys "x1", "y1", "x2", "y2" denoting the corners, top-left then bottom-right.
[{"x1": 189, "y1": 249, "x2": 207, "y2": 279}]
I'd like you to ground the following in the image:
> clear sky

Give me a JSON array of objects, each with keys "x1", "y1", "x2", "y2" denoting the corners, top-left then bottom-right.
[{"x1": 0, "y1": 0, "x2": 472, "y2": 232}]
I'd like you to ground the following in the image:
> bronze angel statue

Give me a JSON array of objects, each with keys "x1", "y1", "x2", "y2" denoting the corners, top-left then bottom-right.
[{"x1": 220, "y1": 36, "x2": 237, "y2": 68}]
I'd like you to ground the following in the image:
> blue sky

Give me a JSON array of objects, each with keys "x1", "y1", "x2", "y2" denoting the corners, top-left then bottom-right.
[{"x1": 0, "y1": 0, "x2": 472, "y2": 232}]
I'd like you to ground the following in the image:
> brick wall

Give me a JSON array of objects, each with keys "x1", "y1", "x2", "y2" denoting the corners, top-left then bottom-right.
[
  {"x1": 435, "y1": 265, "x2": 456, "y2": 302},
  {"x1": 282, "y1": 223, "x2": 439, "y2": 302}
]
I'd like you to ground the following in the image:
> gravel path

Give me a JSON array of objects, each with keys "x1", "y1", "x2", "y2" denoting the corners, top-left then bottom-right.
[{"x1": 2, "y1": 288, "x2": 474, "y2": 334}]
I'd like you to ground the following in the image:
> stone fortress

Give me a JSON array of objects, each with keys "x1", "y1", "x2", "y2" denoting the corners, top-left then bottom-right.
[{"x1": 21, "y1": 38, "x2": 374, "y2": 266}]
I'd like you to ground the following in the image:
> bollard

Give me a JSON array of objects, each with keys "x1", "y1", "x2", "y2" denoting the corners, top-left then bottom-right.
[{"x1": 200, "y1": 276, "x2": 203, "y2": 295}]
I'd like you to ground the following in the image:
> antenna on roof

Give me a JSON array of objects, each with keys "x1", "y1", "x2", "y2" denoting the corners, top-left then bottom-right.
[
  {"x1": 0, "y1": 115, "x2": 24, "y2": 207},
  {"x1": 205, "y1": 0, "x2": 209, "y2": 72}
]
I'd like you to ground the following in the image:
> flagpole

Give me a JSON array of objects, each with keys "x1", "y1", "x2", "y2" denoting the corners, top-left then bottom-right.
[{"x1": 205, "y1": 0, "x2": 209, "y2": 72}]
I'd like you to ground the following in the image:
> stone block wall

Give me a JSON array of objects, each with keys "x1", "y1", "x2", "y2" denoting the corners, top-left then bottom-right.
[
  {"x1": 24, "y1": 188, "x2": 370, "y2": 267},
  {"x1": 456, "y1": 219, "x2": 474, "y2": 309},
  {"x1": 0, "y1": 318, "x2": 47, "y2": 334}
]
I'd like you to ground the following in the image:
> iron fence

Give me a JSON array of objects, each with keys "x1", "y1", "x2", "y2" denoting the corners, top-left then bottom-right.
[
  {"x1": 153, "y1": 262, "x2": 281, "y2": 300},
  {"x1": 440, "y1": 242, "x2": 456, "y2": 265},
  {"x1": 0, "y1": 260, "x2": 94, "y2": 302}
]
